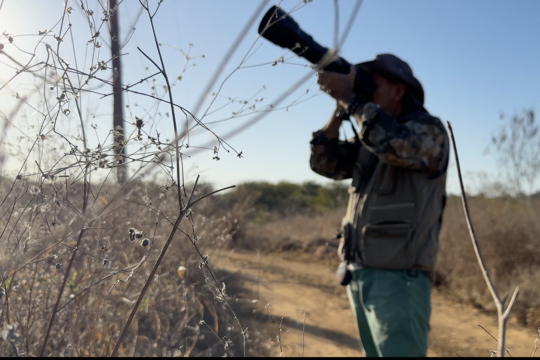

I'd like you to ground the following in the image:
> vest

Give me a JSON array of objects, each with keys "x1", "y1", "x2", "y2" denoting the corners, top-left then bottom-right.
[{"x1": 339, "y1": 121, "x2": 448, "y2": 273}]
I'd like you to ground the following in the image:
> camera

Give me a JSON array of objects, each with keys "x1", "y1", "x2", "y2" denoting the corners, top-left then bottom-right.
[{"x1": 258, "y1": 5, "x2": 375, "y2": 100}]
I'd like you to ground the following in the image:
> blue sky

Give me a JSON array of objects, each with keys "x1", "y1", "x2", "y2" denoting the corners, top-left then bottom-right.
[{"x1": 1, "y1": 0, "x2": 539, "y2": 195}]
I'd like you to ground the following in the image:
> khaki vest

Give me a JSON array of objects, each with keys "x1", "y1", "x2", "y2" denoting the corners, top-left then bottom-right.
[{"x1": 340, "y1": 142, "x2": 447, "y2": 273}]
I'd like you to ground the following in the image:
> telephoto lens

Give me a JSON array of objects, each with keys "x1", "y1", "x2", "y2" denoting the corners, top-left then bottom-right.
[
  {"x1": 258, "y1": 5, "x2": 351, "y2": 74},
  {"x1": 258, "y1": 5, "x2": 376, "y2": 101}
]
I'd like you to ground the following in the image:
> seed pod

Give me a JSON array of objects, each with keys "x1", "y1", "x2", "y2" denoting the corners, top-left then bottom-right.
[
  {"x1": 128, "y1": 228, "x2": 136, "y2": 241},
  {"x1": 140, "y1": 238, "x2": 150, "y2": 247}
]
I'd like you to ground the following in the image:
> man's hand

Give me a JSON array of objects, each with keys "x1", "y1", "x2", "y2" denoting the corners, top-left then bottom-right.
[
  {"x1": 320, "y1": 104, "x2": 349, "y2": 139},
  {"x1": 317, "y1": 65, "x2": 356, "y2": 105}
]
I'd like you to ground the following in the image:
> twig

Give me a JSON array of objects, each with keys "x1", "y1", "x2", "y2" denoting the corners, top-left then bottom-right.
[
  {"x1": 186, "y1": 217, "x2": 248, "y2": 357},
  {"x1": 39, "y1": 226, "x2": 87, "y2": 357},
  {"x1": 199, "y1": 320, "x2": 233, "y2": 357},
  {"x1": 447, "y1": 121, "x2": 519, "y2": 357},
  {"x1": 302, "y1": 311, "x2": 307, "y2": 357},
  {"x1": 477, "y1": 323, "x2": 512, "y2": 357},
  {"x1": 266, "y1": 304, "x2": 283, "y2": 356},
  {"x1": 532, "y1": 325, "x2": 540, "y2": 357},
  {"x1": 0, "y1": 337, "x2": 18, "y2": 357},
  {"x1": 110, "y1": 179, "x2": 234, "y2": 357},
  {"x1": 137, "y1": 0, "x2": 183, "y2": 210},
  {"x1": 190, "y1": 0, "x2": 270, "y2": 119},
  {"x1": 279, "y1": 316, "x2": 284, "y2": 356},
  {"x1": 256, "y1": 251, "x2": 261, "y2": 300},
  {"x1": 40, "y1": 163, "x2": 90, "y2": 357}
]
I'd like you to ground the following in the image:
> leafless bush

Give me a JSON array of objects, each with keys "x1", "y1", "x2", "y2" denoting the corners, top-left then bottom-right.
[
  {"x1": 0, "y1": 0, "x2": 373, "y2": 356},
  {"x1": 437, "y1": 196, "x2": 540, "y2": 325},
  {"x1": 486, "y1": 108, "x2": 540, "y2": 196}
]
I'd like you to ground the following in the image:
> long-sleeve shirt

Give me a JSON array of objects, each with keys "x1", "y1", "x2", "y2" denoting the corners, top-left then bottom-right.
[{"x1": 310, "y1": 102, "x2": 449, "y2": 180}]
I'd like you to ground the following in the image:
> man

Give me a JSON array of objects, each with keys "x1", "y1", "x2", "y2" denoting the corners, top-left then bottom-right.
[{"x1": 311, "y1": 54, "x2": 449, "y2": 357}]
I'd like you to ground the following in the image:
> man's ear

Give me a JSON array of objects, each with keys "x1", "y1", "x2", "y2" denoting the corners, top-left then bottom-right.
[{"x1": 392, "y1": 83, "x2": 406, "y2": 103}]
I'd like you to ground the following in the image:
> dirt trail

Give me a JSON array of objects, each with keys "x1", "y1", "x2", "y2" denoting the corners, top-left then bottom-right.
[{"x1": 214, "y1": 250, "x2": 539, "y2": 357}]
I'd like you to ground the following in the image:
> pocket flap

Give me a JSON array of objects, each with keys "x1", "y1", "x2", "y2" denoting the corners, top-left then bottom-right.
[
  {"x1": 368, "y1": 203, "x2": 416, "y2": 224},
  {"x1": 363, "y1": 223, "x2": 414, "y2": 239}
]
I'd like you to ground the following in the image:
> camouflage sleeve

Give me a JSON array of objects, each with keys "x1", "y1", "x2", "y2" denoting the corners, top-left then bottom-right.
[
  {"x1": 359, "y1": 102, "x2": 449, "y2": 177},
  {"x1": 309, "y1": 130, "x2": 360, "y2": 180}
]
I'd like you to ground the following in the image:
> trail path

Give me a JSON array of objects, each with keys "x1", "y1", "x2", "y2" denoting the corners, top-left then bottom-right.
[{"x1": 215, "y1": 250, "x2": 538, "y2": 357}]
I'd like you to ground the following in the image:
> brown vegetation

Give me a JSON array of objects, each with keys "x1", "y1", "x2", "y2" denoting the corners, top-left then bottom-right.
[
  {"x1": 2, "y1": 176, "x2": 540, "y2": 357},
  {"x1": 239, "y1": 194, "x2": 540, "y2": 330},
  {"x1": 0, "y1": 180, "x2": 269, "y2": 357}
]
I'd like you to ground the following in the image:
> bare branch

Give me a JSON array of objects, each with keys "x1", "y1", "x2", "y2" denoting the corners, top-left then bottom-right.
[{"x1": 447, "y1": 121, "x2": 519, "y2": 357}]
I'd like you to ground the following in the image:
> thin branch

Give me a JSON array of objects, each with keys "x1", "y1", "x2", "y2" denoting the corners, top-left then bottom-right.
[
  {"x1": 139, "y1": 4, "x2": 183, "y2": 210},
  {"x1": 446, "y1": 121, "x2": 519, "y2": 357},
  {"x1": 477, "y1": 324, "x2": 512, "y2": 357},
  {"x1": 110, "y1": 181, "x2": 235, "y2": 357},
  {"x1": 302, "y1": 311, "x2": 306, "y2": 357}
]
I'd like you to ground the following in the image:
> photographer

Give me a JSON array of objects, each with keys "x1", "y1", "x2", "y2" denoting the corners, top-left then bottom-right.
[{"x1": 311, "y1": 54, "x2": 449, "y2": 357}]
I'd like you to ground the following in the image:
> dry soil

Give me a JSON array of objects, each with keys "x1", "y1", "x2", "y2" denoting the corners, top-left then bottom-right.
[{"x1": 214, "y1": 250, "x2": 539, "y2": 357}]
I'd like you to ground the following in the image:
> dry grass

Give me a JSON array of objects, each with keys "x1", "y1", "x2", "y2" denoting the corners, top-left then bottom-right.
[
  {"x1": 0, "y1": 180, "x2": 270, "y2": 357},
  {"x1": 240, "y1": 195, "x2": 540, "y2": 328},
  {"x1": 437, "y1": 196, "x2": 540, "y2": 326},
  {"x1": 3, "y1": 176, "x2": 540, "y2": 357},
  {"x1": 236, "y1": 208, "x2": 343, "y2": 259}
]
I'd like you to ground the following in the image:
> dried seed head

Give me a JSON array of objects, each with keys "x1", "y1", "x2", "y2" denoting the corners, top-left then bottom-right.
[
  {"x1": 223, "y1": 336, "x2": 234, "y2": 350},
  {"x1": 5, "y1": 324, "x2": 19, "y2": 343},
  {"x1": 128, "y1": 228, "x2": 136, "y2": 241},
  {"x1": 140, "y1": 238, "x2": 150, "y2": 247},
  {"x1": 135, "y1": 117, "x2": 144, "y2": 129}
]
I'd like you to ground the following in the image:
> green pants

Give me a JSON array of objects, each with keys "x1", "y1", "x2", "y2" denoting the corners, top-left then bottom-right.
[{"x1": 346, "y1": 267, "x2": 431, "y2": 357}]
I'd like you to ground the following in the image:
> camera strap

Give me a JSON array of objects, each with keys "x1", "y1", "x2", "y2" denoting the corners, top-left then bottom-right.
[
  {"x1": 336, "y1": 105, "x2": 361, "y2": 145},
  {"x1": 345, "y1": 116, "x2": 361, "y2": 145}
]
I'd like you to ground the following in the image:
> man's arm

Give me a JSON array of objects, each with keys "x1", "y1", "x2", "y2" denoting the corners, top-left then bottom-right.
[
  {"x1": 320, "y1": 105, "x2": 346, "y2": 140},
  {"x1": 352, "y1": 102, "x2": 449, "y2": 177},
  {"x1": 309, "y1": 105, "x2": 360, "y2": 180}
]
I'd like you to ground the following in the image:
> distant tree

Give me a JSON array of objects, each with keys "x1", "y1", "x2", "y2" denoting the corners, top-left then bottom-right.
[{"x1": 486, "y1": 108, "x2": 540, "y2": 196}]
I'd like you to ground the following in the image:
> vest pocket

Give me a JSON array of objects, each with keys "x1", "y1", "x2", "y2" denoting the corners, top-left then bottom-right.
[{"x1": 360, "y1": 222, "x2": 416, "y2": 269}]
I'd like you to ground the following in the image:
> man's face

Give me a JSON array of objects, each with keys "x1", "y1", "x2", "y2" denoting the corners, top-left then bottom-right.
[{"x1": 371, "y1": 73, "x2": 405, "y2": 118}]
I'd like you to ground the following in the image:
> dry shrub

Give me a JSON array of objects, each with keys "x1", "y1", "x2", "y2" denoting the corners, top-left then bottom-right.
[
  {"x1": 239, "y1": 193, "x2": 540, "y2": 327},
  {"x1": 436, "y1": 196, "x2": 540, "y2": 324},
  {"x1": 0, "y1": 180, "x2": 266, "y2": 357},
  {"x1": 241, "y1": 207, "x2": 344, "y2": 257}
]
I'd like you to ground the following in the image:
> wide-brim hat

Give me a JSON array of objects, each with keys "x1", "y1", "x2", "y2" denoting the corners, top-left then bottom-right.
[{"x1": 357, "y1": 54, "x2": 424, "y2": 105}]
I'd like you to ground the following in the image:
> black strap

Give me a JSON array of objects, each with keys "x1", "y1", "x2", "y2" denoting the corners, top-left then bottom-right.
[
  {"x1": 345, "y1": 116, "x2": 361, "y2": 145},
  {"x1": 336, "y1": 106, "x2": 360, "y2": 145}
]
